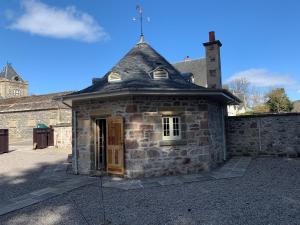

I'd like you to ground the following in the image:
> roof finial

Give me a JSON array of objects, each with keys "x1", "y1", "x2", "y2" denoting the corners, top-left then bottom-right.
[{"x1": 133, "y1": 5, "x2": 150, "y2": 43}]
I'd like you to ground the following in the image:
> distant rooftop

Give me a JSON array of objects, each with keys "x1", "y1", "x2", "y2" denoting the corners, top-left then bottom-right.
[
  {"x1": 0, "y1": 91, "x2": 73, "y2": 113},
  {"x1": 0, "y1": 63, "x2": 25, "y2": 82}
]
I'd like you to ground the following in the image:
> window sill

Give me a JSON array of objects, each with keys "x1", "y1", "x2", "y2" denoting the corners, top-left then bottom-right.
[{"x1": 159, "y1": 140, "x2": 187, "y2": 146}]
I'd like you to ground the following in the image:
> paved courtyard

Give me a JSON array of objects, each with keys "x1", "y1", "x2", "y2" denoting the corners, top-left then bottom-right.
[
  {"x1": 0, "y1": 142, "x2": 71, "y2": 203},
  {"x1": 0, "y1": 146, "x2": 299, "y2": 225}
]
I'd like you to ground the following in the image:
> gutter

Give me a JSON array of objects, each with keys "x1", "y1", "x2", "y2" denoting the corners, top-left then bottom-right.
[
  {"x1": 73, "y1": 110, "x2": 78, "y2": 174},
  {"x1": 60, "y1": 89, "x2": 240, "y2": 105}
]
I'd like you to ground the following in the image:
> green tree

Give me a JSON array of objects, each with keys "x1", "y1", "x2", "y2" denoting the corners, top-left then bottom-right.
[{"x1": 266, "y1": 88, "x2": 293, "y2": 113}]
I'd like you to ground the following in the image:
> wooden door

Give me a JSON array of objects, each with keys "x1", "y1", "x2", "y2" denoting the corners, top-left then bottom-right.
[{"x1": 106, "y1": 116, "x2": 124, "y2": 175}]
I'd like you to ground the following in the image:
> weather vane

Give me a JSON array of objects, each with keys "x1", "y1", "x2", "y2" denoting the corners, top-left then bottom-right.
[{"x1": 133, "y1": 5, "x2": 150, "y2": 36}]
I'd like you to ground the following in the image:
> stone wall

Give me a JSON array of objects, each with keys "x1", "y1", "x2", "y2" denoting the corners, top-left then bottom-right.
[
  {"x1": 0, "y1": 79, "x2": 28, "y2": 98},
  {"x1": 73, "y1": 96, "x2": 226, "y2": 178},
  {"x1": 0, "y1": 108, "x2": 72, "y2": 148},
  {"x1": 53, "y1": 123, "x2": 72, "y2": 150},
  {"x1": 226, "y1": 113, "x2": 300, "y2": 156}
]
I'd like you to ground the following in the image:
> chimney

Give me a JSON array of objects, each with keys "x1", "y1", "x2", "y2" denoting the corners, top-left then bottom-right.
[
  {"x1": 184, "y1": 56, "x2": 191, "y2": 62},
  {"x1": 209, "y1": 31, "x2": 215, "y2": 42},
  {"x1": 203, "y1": 31, "x2": 222, "y2": 88}
]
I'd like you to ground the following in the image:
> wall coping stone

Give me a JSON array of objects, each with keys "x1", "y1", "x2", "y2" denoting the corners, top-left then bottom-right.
[{"x1": 227, "y1": 112, "x2": 300, "y2": 119}]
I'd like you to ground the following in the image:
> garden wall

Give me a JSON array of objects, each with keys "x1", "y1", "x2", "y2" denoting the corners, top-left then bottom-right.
[{"x1": 226, "y1": 113, "x2": 300, "y2": 157}]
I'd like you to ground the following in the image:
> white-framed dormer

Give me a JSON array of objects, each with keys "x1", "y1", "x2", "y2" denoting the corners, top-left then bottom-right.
[
  {"x1": 108, "y1": 72, "x2": 121, "y2": 83},
  {"x1": 150, "y1": 67, "x2": 169, "y2": 80}
]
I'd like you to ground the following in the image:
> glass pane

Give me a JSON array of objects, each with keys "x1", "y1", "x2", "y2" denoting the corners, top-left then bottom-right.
[{"x1": 163, "y1": 117, "x2": 170, "y2": 136}]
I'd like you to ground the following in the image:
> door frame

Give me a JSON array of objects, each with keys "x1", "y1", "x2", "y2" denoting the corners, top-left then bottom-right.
[{"x1": 93, "y1": 117, "x2": 107, "y2": 172}]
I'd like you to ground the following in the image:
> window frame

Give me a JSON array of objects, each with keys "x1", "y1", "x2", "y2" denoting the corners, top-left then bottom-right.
[
  {"x1": 13, "y1": 89, "x2": 20, "y2": 96},
  {"x1": 153, "y1": 68, "x2": 169, "y2": 80},
  {"x1": 162, "y1": 116, "x2": 181, "y2": 140},
  {"x1": 108, "y1": 72, "x2": 121, "y2": 83}
]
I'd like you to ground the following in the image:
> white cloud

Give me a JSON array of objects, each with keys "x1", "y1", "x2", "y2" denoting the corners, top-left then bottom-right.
[
  {"x1": 9, "y1": 0, "x2": 109, "y2": 42},
  {"x1": 226, "y1": 68, "x2": 295, "y2": 87}
]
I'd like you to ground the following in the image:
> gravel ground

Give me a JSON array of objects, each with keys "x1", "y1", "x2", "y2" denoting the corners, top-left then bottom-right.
[
  {"x1": 0, "y1": 157, "x2": 299, "y2": 225},
  {"x1": 0, "y1": 145, "x2": 70, "y2": 202}
]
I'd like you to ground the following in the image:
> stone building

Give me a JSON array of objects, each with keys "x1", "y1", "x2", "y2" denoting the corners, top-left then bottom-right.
[
  {"x1": 0, "y1": 63, "x2": 28, "y2": 99},
  {"x1": 0, "y1": 92, "x2": 72, "y2": 149},
  {"x1": 61, "y1": 33, "x2": 240, "y2": 178}
]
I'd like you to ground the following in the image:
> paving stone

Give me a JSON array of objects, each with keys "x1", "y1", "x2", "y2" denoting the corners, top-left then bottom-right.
[
  {"x1": 157, "y1": 177, "x2": 183, "y2": 186},
  {"x1": 141, "y1": 182, "x2": 161, "y2": 188},
  {"x1": 30, "y1": 187, "x2": 57, "y2": 196}
]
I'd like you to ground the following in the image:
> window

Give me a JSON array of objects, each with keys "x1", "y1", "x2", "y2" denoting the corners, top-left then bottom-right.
[
  {"x1": 209, "y1": 69, "x2": 217, "y2": 77},
  {"x1": 108, "y1": 72, "x2": 121, "y2": 82},
  {"x1": 162, "y1": 116, "x2": 181, "y2": 140},
  {"x1": 153, "y1": 68, "x2": 169, "y2": 79},
  {"x1": 13, "y1": 89, "x2": 20, "y2": 96},
  {"x1": 190, "y1": 75, "x2": 194, "y2": 83}
]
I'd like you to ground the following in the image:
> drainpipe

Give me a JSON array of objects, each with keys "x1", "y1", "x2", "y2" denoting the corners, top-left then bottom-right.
[
  {"x1": 221, "y1": 105, "x2": 227, "y2": 161},
  {"x1": 73, "y1": 110, "x2": 79, "y2": 174}
]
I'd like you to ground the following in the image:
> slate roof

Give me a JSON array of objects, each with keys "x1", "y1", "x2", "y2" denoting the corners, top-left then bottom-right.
[
  {"x1": 0, "y1": 91, "x2": 72, "y2": 113},
  {"x1": 74, "y1": 40, "x2": 206, "y2": 95},
  {"x1": 173, "y1": 59, "x2": 207, "y2": 87},
  {"x1": 65, "y1": 37, "x2": 240, "y2": 104},
  {"x1": 0, "y1": 64, "x2": 24, "y2": 81}
]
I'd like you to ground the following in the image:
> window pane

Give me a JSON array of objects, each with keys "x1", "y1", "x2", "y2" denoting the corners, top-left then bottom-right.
[
  {"x1": 163, "y1": 117, "x2": 170, "y2": 136},
  {"x1": 173, "y1": 117, "x2": 179, "y2": 136}
]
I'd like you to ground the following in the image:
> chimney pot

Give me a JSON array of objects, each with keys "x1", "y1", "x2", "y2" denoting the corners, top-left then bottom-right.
[
  {"x1": 184, "y1": 56, "x2": 191, "y2": 62},
  {"x1": 209, "y1": 31, "x2": 215, "y2": 42}
]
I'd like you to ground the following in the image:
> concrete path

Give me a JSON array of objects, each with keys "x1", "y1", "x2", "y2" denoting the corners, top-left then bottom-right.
[
  {"x1": 0, "y1": 157, "x2": 251, "y2": 217},
  {"x1": 102, "y1": 157, "x2": 252, "y2": 190},
  {"x1": 0, "y1": 176, "x2": 96, "y2": 216}
]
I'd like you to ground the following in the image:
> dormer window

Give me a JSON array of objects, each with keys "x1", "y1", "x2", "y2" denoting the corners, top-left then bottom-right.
[
  {"x1": 153, "y1": 68, "x2": 169, "y2": 80},
  {"x1": 108, "y1": 72, "x2": 121, "y2": 83},
  {"x1": 14, "y1": 76, "x2": 19, "y2": 81}
]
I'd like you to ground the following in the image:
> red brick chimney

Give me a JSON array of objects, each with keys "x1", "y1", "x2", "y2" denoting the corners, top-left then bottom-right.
[{"x1": 209, "y1": 31, "x2": 215, "y2": 42}]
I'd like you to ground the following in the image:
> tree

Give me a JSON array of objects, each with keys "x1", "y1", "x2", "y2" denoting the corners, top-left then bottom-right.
[
  {"x1": 266, "y1": 88, "x2": 293, "y2": 113},
  {"x1": 227, "y1": 77, "x2": 250, "y2": 109}
]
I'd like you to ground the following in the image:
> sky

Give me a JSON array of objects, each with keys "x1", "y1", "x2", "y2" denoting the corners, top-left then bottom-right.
[{"x1": 0, "y1": 0, "x2": 300, "y2": 100}]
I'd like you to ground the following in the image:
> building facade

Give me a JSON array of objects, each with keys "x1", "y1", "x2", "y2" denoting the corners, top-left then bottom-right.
[
  {"x1": 0, "y1": 63, "x2": 28, "y2": 99},
  {"x1": 62, "y1": 33, "x2": 239, "y2": 178},
  {"x1": 0, "y1": 92, "x2": 72, "y2": 149}
]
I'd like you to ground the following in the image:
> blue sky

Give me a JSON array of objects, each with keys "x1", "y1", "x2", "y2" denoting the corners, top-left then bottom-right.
[{"x1": 0, "y1": 0, "x2": 300, "y2": 100}]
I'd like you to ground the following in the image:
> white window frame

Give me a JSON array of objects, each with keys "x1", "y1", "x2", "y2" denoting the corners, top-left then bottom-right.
[
  {"x1": 108, "y1": 72, "x2": 121, "y2": 83},
  {"x1": 153, "y1": 68, "x2": 169, "y2": 80},
  {"x1": 13, "y1": 89, "x2": 20, "y2": 96},
  {"x1": 162, "y1": 116, "x2": 181, "y2": 140}
]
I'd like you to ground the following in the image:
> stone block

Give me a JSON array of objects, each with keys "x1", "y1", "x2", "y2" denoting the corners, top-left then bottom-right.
[
  {"x1": 140, "y1": 124, "x2": 154, "y2": 130},
  {"x1": 199, "y1": 137, "x2": 209, "y2": 146},
  {"x1": 190, "y1": 124, "x2": 200, "y2": 131},
  {"x1": 150, "y1": 132, "x2": 161, "y2": 141},
  {"x1": 198, "y1": 104, "x2": 208, "y2": 111},
  {"x1": 126, "y1": 105, "x2": 138, "y2": 113},
  {"x1": 145, "y1": 115, "x2": 161, "y2": 123},
  {"x1": 125, "y1": 139, "x2": 139, "y2": 149},
  {"x1": 129, "y1": 114, "x2": 143, "y2": 122},
  {"x1": 200, "y1": 121, "x2": 208, "y2": 129},
  {"x1": 129, "y1": 150, "x2": 145, "y2": 159},
  {"x1": 147, "y1": 148, "x2": 161, "y2": 158}
]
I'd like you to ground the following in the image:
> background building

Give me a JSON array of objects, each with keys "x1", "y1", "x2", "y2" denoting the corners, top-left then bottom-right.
[{"x1": 0, "y1": 63, "x2": 28, "y2": 99}]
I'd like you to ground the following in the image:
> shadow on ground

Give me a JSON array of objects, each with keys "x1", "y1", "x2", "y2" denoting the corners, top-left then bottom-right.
[{"x1": 0, "y1": 157, "x2": 299, "y2": 225}]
